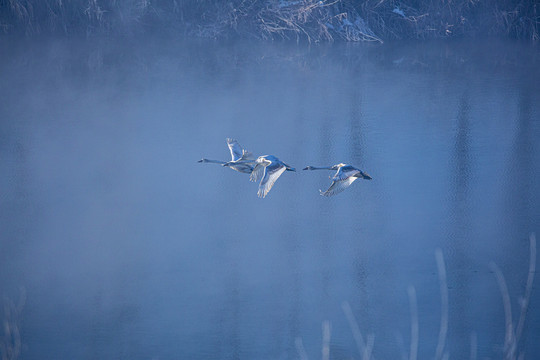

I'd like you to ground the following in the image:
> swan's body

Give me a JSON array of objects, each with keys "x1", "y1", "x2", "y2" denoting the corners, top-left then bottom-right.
[
  {"x1": 303, "y1": 163, "x2": 371, "y2": 196},
  {"x1": 198, "y1": 138, "x2": 253, "y2": 174},
  {"x1": 249, "y1": 155, "x2": 295, "y2": 198}
]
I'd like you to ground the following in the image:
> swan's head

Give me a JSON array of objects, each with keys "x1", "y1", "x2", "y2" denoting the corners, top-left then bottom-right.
[
  {"x1": 303, "y1": 166, "x2": 315, "y2": 170},
  {"x1": 198, "y1": 158, "x2": 207, "y2": 163}
]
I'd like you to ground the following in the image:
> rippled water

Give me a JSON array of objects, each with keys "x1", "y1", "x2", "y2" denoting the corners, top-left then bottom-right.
[{"x1": 1, "y1": 38, "x2": 539, "y2": 359}]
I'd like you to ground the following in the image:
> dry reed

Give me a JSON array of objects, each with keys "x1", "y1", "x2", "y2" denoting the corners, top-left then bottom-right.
[
  {"x1": 296, "y1": 234, "x2": 536, "y2": 359},
  {"x1": 0, "y1": 0, "x2": 537, "y2": 41}
]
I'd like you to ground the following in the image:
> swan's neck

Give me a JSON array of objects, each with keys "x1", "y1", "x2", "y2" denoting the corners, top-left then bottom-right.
[{"x1": 200, "y1": 159, "x2": 225, "y2": 164}]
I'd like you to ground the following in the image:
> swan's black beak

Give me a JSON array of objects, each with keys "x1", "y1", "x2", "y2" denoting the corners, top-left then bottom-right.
[{"x1": 302, "y1": 166, "x2": 310, "y2": 170}]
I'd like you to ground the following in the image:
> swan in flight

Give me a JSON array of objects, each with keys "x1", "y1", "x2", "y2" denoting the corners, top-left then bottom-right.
[
  {"x1": 198, "y1": 138, "x2": 254, "y2": 174},
  {"x1": 245, "y1": 155, "x2": 296, "y2": 198},
  {"x1": 303, "y1": 163, "x2": 371, "y2": 196}
]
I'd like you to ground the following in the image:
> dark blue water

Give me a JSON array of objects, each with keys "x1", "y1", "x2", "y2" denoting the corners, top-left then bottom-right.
[{"x1": 1, "y1": 38, "x2": 539, "y2": 359}]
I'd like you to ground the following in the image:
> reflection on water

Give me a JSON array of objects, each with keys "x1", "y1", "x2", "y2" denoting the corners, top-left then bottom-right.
[{"x1": 1, "y1": 38, "x2": 539, "y2": 359}]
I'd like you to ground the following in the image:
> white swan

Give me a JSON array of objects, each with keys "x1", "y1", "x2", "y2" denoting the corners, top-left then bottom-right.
[
  {"x1": 247, "y1": 155, "x2": 296, "y2": 198},
  {"x1": 303, "y1": 163, "x2": 371, "y2": 196},
  {"x1": 198, "y1": 138, "x2": 254, "y2": 174}
]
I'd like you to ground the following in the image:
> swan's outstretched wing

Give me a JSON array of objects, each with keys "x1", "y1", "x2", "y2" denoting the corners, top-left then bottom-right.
[
  {"x1": 250, "y1": 163, "x2": 266, "y2": 182},
  {"x1": 241, "y1": 150, "x2": 254, "y2": 160},
  {"x1": 258, "y1": 162, "x2": 287, "y2": 198},
  {"x1": 320, "y1": 177, "x2": 358, "y2": 197},
  {"x1": 226, "y1": 138, "x2": 244, "y2": 161},
  {"x1": 332, "y1": 166, "x2": 360, "y2": 181},
  {"x1": 228, "y1": 163, "x2": 254, "y2": 174}
]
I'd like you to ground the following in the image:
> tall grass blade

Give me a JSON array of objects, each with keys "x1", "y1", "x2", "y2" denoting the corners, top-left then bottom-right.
[
  {"x1": 322, "y1": 321, "x2": 331, "y2": 360},
  {"x1": 435, "y1": 248, "x2": 449, "y2": 360},
  {"x1": 407, "y1": 285, "x2": 418, "y2": 360}
]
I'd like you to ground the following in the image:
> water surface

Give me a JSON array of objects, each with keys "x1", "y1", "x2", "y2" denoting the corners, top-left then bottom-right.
[{"x1": 1, "y1": 38, "x2": 539, "y2": 359}]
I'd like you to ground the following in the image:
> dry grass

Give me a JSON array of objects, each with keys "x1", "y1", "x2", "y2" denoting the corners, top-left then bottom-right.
[
  {"x1": 0, "y1": 289, "x2": 25, "y2": 360},
  {"x1": 297, "y1": 234, "x2": 536, "y2": 360},
  {"x1": 490, "y1": 233, "x2": 536, "y2": 360},
  {"x1": 0, "y1": 0, "x2": 537, "y2": 41}
]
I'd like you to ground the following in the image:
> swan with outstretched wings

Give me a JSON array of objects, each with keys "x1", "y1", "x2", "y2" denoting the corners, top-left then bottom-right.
[
  {"x1": 303, "y1": 163, "x2": 371, "y2": 196},
  {"x1": 198, "y1": 138, "x2": 254, "y2": 174},
  {"x1": 247, "y1": 155, "x2": 295, "y2": 198}
]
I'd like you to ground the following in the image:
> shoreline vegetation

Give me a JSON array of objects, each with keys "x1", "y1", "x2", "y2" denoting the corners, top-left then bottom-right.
[
  {"x1": 0, "y1": 0, "x2": 538, "y2": 42},
  {"x1": 297, "y1": 234, "x2": 537, "y2": 360}
]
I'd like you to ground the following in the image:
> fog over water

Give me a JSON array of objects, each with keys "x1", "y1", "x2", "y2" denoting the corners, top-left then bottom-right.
[{"x1": 1, "y1": 38, "x2": 539, "y2": 359}]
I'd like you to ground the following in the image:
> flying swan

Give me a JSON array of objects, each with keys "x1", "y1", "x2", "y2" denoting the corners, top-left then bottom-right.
[
  {"x1": 198, "y1": 138, "x2": 254, "y2": 174},
  {"x1": 303, "y1": 163, "x2": 371, "y2": 196},
  {"x1": 235, "y1": 155, "x2": 295, "y2": 198}
]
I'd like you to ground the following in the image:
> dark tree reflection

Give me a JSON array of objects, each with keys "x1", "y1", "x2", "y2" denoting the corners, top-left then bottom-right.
[{"x1": 446, "y1": 92, "x2": 474, "y2": 357}]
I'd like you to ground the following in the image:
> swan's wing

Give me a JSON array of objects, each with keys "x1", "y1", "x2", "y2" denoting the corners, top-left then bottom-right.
[
  {"x1": 258, "y1": 163, "x2": 287, "y2": 198},
  {"x1": 320, "y1": 177, "x2": 358, "y2": 197},
  {"x1": 332, "y1": 166, "x2": 360, "y2": 181},
  {"x1": 226, "y1": 138, "x2": 244, "y2": 161},
  {"x1": 241, "y1": 150, "x2": 254, "y2": 160},
  {"x1": 228, "y1": 163, "x2": 254, "y2": 174},
  {"x1": 250, "y1": 163, "x2": 266, "y2": 182},
  {"x1": 239, "y1": 143, "x2": 254, "y2": 160}
]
